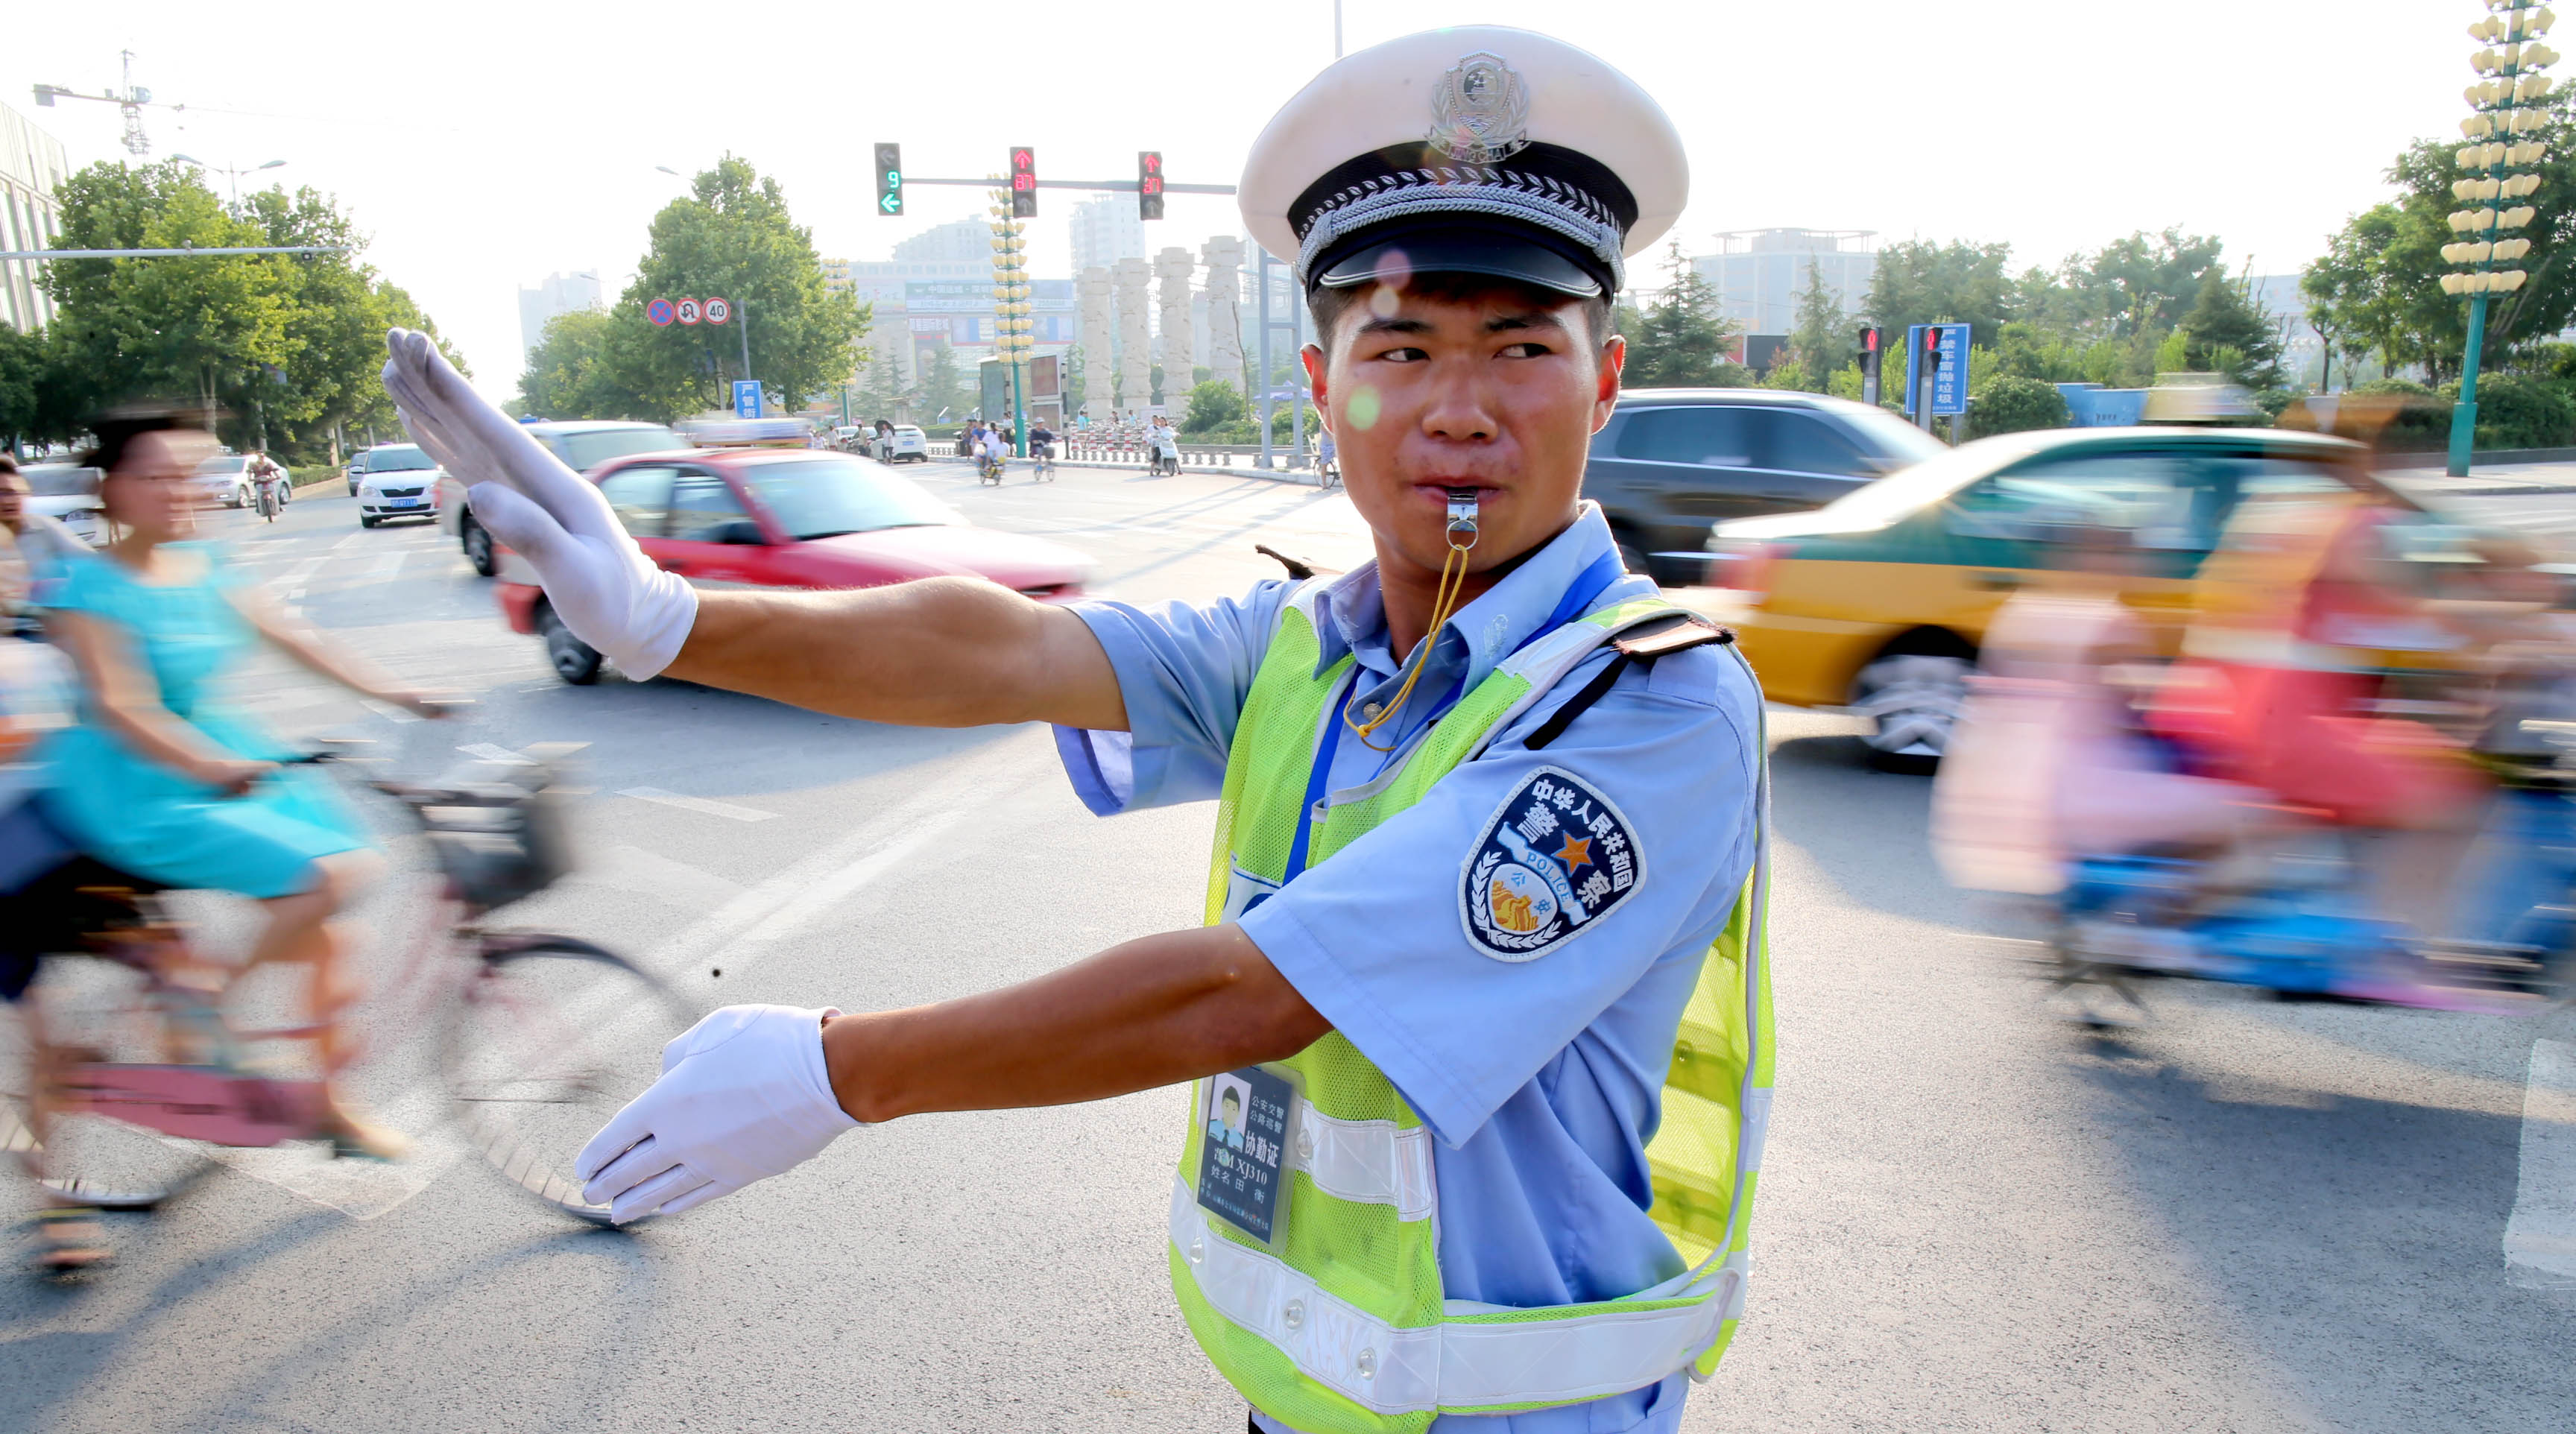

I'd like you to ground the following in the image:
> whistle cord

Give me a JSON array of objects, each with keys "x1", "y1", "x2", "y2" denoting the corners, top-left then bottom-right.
[{"x1": 1348, "y1": 504, "x2": 1480, "y2": 752}]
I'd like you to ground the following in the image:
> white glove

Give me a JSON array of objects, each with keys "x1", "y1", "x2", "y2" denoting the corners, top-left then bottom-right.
[
  {"x1": 379, "y1": 328, "x2": 698, "y2": 678},
  {"x1": 573, "y1": 1004, "x2": 863, "y2": 1224}
]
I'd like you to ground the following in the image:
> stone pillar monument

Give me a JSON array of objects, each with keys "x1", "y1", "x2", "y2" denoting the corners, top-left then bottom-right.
[
  {"x1": 1201, "y1": 236, "x2": 1246, "y2": 396},
  {"x1": 1156, "y1": 246, "x2": 1196, "y2": 402},
  {"x1": 1077, "y1": 266, "x2": 1114, "y2": 425},
  {"x1": 1113, "y1": 256, "x2": 1152, "y2": 418}
]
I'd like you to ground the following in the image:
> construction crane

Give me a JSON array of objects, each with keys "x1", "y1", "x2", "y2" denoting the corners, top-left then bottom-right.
[{"x1": 34, "y1": 51, "x2": 179, "y2": 157}]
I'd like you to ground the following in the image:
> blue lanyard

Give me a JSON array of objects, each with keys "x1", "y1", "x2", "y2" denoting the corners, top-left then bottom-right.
[{"x1": 1279, "y1": 550, "x2": 1629, "y2": 884}]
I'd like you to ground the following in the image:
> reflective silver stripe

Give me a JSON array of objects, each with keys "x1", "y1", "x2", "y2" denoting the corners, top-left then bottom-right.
[
  {"x1": 1170, "y1": 1178, "x2": 1736, "y2": 1413},
  {"x1": 1296, "y1": 1101, "x2": 1436, "y2": 1221}
]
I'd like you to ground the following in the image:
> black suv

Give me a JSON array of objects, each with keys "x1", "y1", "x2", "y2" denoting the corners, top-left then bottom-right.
[{"x1": 1587, "y1": 388, "x2": 1945, "y2": 581}]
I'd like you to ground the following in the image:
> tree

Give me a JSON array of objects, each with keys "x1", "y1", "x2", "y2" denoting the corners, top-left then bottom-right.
[
  {"x1": 2303, "y1": 98, "x2": 2576, "y2": 382},
  {"x1": 34, "y1": 160, "x2": 461, "y2": 462},
  {"x1": 1622, "y1": 242, "x2": 1749, "y2": 387},
  {"x1": 915, "y1": 339, "x2": 973, "y2": 423},
  {"x1": 849, "y1": 344, "x2": 917, "y2": 424},
  {"x1": 1181, "y1": 379, "x2": 1246, "y2": 435},
  {"x1": 1863, "y1": 239, "x2": 2015, "y2": 348},
  {"x1": 614, "y1": 156, "x2": 866, "y2": 417},
  {"x1": 515, "y1": 308, "x2": 665, "y2": 420},
  {"x1": 1782, "y1": 259, "x2": 1849, "y2": 391},
  {"x1": 2179, "y1": 268, "x2": 2284, "y2": 389}
]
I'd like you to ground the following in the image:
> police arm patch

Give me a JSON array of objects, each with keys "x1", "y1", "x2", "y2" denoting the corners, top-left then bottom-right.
[{"x1": 1458, "y1": 766, "x2": 1644, "y2": 962}]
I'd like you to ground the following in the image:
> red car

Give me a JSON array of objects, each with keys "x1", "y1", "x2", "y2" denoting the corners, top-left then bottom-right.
[{"x1": 494, "y1": 449, "x2": 1093, "y2": 683}]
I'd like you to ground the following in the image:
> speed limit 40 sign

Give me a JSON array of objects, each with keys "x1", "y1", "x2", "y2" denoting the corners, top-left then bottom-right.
[
  {"x1": 675, "y1": 297, "x2": 703, "y2": 326},
  {"x1": 703, "y1": 297, "x2": 731, "y2": 326}
]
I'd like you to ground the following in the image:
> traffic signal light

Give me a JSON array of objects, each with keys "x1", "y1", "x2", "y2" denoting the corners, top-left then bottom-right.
[
  {"x1": 1138, "y1": 151, "x2": 1164, "y2": 221},
  {"x1": 1922, "y1": 324, "x2": 1943, "y2": 367},
  {"x1": 1009, "y1": 147, "x2": 1037, "y2": 218},
  {"x1": 1857, "y1": 326, "x2": 1883, "y2": 404},
  {"x1": 874, "y1": 143, "x2": 903, "y2": 216}
]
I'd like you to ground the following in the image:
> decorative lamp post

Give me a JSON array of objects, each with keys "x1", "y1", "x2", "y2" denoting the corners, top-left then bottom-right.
[
  {"x1": 988, "y1": 192, "x2": 1035, "y2": 454},
  {"x1": 2445, "y1": 1, "x2": 2558, "y2": 476}
]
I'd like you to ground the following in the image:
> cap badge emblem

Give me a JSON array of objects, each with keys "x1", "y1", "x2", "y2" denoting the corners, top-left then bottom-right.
[{"x1": 1427, "y1": 52, "x2": 1530, "y2": 165}]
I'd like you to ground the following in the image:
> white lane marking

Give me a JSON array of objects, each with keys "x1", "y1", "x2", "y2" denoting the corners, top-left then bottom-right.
[
  {"x1": 725, "y1": 816, "x2": 956, "y2": 960},
  {"x1": 189, "y1": 1087, "x2": 462, "y2": 1222},
  {"x1": 332, "y1": 531, "x2": 370, "y2": 551},
  {"x1": 457, "y1": 742, "x2": 534, "y2": 765},
  {"x1": 578, "y1": 844, "x2": 748, "y2": 909},
  {"x1": 619, "y1": 786, "x2": 777, "y2": 823},
  {"x1": 271, "y1": 555, "x2": 329, "y2": 595},
  {"x1": 640, "y1": 785, "x2": 989, "y2": 975},
  {"x1": 365, "y1": 549, "x2": 408, "y2": 583},
  {"x1": 2506, "y1": 1037, "x2": 2576, "y2": 1289}
]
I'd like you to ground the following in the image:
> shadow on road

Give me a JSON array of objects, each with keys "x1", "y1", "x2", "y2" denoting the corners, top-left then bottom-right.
[{"x1": 2057, "y1": 1022, "x2": 2575, "y2": 1430}]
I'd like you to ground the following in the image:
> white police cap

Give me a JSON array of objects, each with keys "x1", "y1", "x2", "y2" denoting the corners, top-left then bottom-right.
[{"x1": 1240, "y1": 26, "x2": 1687, "y2": 299}]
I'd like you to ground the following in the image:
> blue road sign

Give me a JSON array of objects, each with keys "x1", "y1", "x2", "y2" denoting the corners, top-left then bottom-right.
[
  {"x1": 733, "y1": 380, "x2": 763, "y2": 418},
  {"x1": 1902, "y1": 323, "x2": 1971, "y2": 416}
]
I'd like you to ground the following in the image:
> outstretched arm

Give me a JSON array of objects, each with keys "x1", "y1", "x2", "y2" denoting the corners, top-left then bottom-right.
[
  {"x1": 382, "y1": 328, "x2": 1122, "y2": 730},
  {"x1": 670, "y1": 579, "x2": 1126, "y2": 730},
  {"x1": 823, "y1": 923, "x2": 1328, "y2": 1122}
]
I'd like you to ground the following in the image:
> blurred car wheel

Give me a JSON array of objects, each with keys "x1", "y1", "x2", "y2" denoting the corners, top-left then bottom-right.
[
  {"x1": 1853, "y1": 651, "x2": 1972, "y2": 771},
  {"x1": 462, "y1": 517, "x2": 494, "y2": 577},
  {"x1": 537, "y1": 603, "x2": 602, "y2": 685}
]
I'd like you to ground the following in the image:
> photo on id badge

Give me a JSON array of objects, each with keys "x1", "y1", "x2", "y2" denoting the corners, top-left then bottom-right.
[{"x1": 1196, "y1": 1064, "x2": 1301, "y2": 1247}]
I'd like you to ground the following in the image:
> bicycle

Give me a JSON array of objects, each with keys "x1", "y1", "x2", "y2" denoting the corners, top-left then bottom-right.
[
  {"x1": 1031, "y1": 444, "x2": 1055, "y2": 483},
  {"x1": 1, "y1": 742, "x2": 700, "y2": 1251},
  {"x1": 977, "y1": 452, "x2": 1006, "y2": 485}
]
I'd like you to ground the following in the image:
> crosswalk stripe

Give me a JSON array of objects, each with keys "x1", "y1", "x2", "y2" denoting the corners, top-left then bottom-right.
[
  {"x1": 2506, "y1": 1037, "x2": 2576, "y2": 1288},
  {"x1": 619, "y1": 786, "x2": 777, "y2": 822}
]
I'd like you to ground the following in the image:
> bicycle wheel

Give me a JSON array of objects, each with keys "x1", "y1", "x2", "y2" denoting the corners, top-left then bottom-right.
[
  {"x1": 1, "y1": 963, "x2": 221, "y2": 1210},
  {"x1": 441, "y1": 935, "x2": 697, "y2": 1225}
]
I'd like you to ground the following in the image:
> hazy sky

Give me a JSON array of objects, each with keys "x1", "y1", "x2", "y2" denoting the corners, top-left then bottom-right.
[{"x1": 9, "y1": 1, "x2": 2479, "y2": 402}]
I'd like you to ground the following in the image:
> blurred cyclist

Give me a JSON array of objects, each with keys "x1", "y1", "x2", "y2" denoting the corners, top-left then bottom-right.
[{"x1": 29, "y1": 411, "x2": 446, "y2": 1163}]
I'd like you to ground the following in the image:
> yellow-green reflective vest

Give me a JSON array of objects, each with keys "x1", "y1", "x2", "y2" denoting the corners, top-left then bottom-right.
[{"x1": 1167, "y1": 585, "x2": 1776, "y2": 1434}]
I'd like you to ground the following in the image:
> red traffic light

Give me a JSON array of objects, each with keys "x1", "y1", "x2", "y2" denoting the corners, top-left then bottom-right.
[
  {"x1": 1924, "y1": 327, "x2": 1940, "y2": 353},
  {"x1": 1860, "y1": 326, "x2": 1879, "y2": 353}
]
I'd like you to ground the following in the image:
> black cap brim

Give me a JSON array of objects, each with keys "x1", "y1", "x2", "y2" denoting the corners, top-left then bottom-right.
[{"x1": 1312, "y1": 222, "x2": 1609, "y2": 299}]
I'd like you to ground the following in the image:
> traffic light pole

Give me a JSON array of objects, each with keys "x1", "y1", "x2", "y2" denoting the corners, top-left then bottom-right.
[{"x1": 895, "y1": 177, "x2": 1236, "y2": 195}]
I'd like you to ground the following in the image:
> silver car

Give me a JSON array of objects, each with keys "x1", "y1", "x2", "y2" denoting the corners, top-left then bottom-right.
[
  {"x1": 355, "y1": 443, "x2": 443, "y2": 528},
  {"x1": 436, "y1": 419, "x2": 682, "y2": 574},
  {"x1": 20, "y1": 464, "x2": 108, "y2": 548}
]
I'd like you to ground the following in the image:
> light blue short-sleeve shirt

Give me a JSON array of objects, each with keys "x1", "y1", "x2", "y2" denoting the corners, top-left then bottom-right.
[{"x1": 1055, "y1": 505, "x2": 1761, "y2": 1434}]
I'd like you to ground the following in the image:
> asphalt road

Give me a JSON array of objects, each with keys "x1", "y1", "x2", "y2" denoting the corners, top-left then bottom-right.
[{"x1": 4, "y1": 461, "x2": 2572, "y2": 1433}]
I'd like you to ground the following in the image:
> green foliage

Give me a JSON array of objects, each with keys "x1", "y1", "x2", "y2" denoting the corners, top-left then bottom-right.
[
  {"x1": 1621, "y1": 242, "x2": 1746, "y2": 387},
  {"x1": 2348, "y1": 377, "x2": 2450, "y2": 447},
  {"x1": 516, "y1": 309, "x2": 663, "y2": 420},
  {"x1": 1784, "y1": 259, "x2": 1849, "y2": 386},
  {"x1": 2458, "y1": 370, "x2": 2575, "y2": 449},
  {"x1": 915, "y1": 340, "x2": 973, "y2": 423},
  {"x1": 2178, "y1": 268, "x2": 2283, "y2": 388},
  {"x1": 1965, "y1": 374, "x2": 2070, "y2": 438},
  {"x1": 24, "y1": 161, "x2": 460, "y2": 462},
  {"x1": 849, "y1": 342, "x2": 917, "y2": 424},
  {"x1": 1863, "y1": 239, "x2": 2015, "y2": 347},
  {"x1": 2306, "y1": 98, "x2": 2576, "y2": 382},
  {"x1": 1759, "y1": 356, "x2": 1811, "y2": 392},
  {"x1": 571, "y1": 155, "x2": 866, "y2": 420},
  {"x1": 1181, "y1": 379, "x2": 1246, "y2": 435}
]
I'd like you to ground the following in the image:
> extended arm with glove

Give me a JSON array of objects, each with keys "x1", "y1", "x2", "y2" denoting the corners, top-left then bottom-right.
[{"x1": 380, "y1": 329, "x2": 698, "y2": 678}]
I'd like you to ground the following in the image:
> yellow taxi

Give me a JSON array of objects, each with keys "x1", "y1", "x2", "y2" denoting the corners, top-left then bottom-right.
[{"x1": 1679, "y1": 426, "x2": 2438, "y2": 765}]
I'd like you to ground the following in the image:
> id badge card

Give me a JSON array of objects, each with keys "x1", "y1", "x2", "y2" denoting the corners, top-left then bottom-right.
[{"x1": 1195, "y1": 1063, "x2": 1304, "y2": 1248}]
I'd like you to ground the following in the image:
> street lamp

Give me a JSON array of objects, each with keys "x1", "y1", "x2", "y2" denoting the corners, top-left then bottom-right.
[
  {"x1": 987, "y1": 189, "x2": 1035, "y2": 453},
  {"x1": 2442, "y1": 0, "x2": 2559, "y2": 476},
  {"x1": 170, "y1": 154, "x2": 285, "y2": 215}
]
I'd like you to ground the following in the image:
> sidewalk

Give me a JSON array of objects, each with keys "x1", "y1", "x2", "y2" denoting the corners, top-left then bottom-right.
[
  {"x1": 2379, "y1": 460, "x2": 2576, "y2": 499},
  {"x1": 927, "y1": 454, "x2": 1331, "y2": 486}
]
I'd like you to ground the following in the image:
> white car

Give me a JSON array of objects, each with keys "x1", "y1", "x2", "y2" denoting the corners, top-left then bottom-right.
[
  {"x1": 436, "y1": 419, "x2": 683, "y2": 574},
  {"x1": 20, "y1": 464, "x2": 108, "y2": 548},
  {"x1": 190, "y1": 452, "x2": 289, "y2": 508},
  {"x1": 355, "y1": 443, "x2": 443, "y2": 528},
  {"x1": 879, "y1": 425, "x2": 929, "y2": 462}
]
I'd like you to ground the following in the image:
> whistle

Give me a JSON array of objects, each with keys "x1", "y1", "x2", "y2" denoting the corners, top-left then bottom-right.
[{"x1": 1445, "y1": 487, "x2": 1480, "y2": 549}]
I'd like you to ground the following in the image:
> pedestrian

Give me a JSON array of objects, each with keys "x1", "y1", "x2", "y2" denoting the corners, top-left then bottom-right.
[{"x1": 384, "y1": 26, "x2": 1769, "y2": 1431}]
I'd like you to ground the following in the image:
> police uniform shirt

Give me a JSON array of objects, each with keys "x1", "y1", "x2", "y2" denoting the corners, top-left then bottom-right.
[{"x1": 1054, "y1": 503, "x2": 1761, "y2": 1433}]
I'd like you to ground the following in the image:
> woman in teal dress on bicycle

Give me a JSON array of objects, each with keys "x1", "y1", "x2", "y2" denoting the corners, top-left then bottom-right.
[{"x1": 34, "y1": 414, "x2": 445, "y2": 1183}]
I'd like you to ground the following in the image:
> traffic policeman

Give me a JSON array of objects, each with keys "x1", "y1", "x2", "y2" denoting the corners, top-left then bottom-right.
[{"x1": 382, "y1": 25, "x2": 1772, "y2": 1433}]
